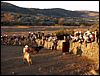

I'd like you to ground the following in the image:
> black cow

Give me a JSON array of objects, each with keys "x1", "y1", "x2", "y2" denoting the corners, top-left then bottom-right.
[{"x1": 29, "y1": 46, "x2": 44, "y2": 54}]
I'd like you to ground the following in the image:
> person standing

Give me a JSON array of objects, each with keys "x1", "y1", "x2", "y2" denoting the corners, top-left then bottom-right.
[
  {"x1": 23, "y1": 45, "x2": 32, "y2": 66},
  {"x1": 95, "y1": 29, "x2": 99, "y2": 43},
  {"x1": 62, "y1": 35, "x2": 70, "y2": 55}
]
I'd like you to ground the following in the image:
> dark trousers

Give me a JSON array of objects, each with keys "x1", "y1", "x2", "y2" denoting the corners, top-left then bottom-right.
[{"x1": 62, "y1": 42, "x2": 70, "y2": 53}]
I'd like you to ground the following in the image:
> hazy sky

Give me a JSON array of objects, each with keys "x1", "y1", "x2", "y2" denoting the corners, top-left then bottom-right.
[{"x1": 2, "y1": 1, "x2": 99, "y2": 12}]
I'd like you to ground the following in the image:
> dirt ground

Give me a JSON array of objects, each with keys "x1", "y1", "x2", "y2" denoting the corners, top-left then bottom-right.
[
  {"x1": 1, "y1": 45, "x2": 98, "y2": 75},
  {"x1": 1, "y1": 26, "x2": 99, "y2": 75}
]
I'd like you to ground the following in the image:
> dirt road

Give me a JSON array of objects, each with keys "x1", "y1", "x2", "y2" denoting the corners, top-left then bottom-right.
[{"x1": 1, "y1": 45, "x2": 98, "y2": 75}]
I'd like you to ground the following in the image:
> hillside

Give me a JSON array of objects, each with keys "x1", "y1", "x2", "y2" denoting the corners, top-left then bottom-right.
[{"x1": 1, "y1": 2, "x2": 99, "y2": 26}]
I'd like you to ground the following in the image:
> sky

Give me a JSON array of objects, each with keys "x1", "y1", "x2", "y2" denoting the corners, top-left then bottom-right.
[{"x1": 2, "y1": 1, "x2": 99, "y2": 12}]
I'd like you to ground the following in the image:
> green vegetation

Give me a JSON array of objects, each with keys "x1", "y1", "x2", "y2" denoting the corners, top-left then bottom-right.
[{"x1": 53, "y1": 28, "x2": 74, "y2": 36}]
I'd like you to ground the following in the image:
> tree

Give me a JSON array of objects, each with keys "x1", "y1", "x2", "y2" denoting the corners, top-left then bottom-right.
[
  {"x1": 3, "y1": 13, "x2": 14, "y2": 22},
  {"x1": 58, "y1": 18, "x2": 65, "y2": 25}
]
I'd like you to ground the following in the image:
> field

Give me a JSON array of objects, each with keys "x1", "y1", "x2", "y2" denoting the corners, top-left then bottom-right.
[
  {"x1": 1, "y1": 45, "x2": 98, "y2": 75},
  {"x1": 1, "y1": 26, "x2": 90, "y2": 35},
  {"x1": 1, "y1": 26, "x2": 99, "y2": 75}
]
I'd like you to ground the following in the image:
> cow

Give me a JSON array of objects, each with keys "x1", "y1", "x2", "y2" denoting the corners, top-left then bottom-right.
[{"x1": 29, "y1": 45, "x2": 44, "y2": 54}]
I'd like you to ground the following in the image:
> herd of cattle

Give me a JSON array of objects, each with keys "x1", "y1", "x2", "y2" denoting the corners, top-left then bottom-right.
[{"x1": 1, "y1": 30, "x2": 99, "y2": 65}]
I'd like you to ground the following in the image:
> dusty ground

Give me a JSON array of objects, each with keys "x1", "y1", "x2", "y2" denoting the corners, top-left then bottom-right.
[{"x1": 1, "y1": 45, "x2": 98, "y2": 75}]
